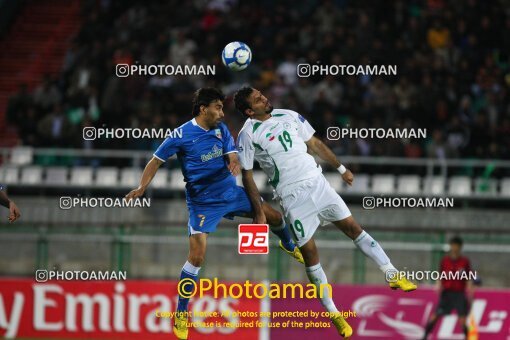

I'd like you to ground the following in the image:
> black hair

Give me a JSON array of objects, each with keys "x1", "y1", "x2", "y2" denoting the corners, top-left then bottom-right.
[
  {"x1": 233, "y1": 86, "x2": 254, "y2": 116},
  {"x1": 191, "y1": 87, "x2": 225, "y2": 116},
  {"x1": 449, "y1": 236, "x2": 463, "y2": 247}
]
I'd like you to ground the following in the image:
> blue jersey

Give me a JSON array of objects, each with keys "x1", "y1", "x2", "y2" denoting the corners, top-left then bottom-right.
[{"x1": 154, "y1": 118, "x2": 238, "y2": 204}]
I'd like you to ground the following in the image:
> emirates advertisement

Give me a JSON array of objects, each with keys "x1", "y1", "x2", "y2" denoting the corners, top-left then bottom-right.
[{"x1": 0, "y1": 279, "x2": 508, "y2": 339}]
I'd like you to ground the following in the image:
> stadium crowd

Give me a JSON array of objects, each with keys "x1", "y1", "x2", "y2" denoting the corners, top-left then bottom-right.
[{"x1": 6, "y1": 0, "x2": 510, "y2": 160}]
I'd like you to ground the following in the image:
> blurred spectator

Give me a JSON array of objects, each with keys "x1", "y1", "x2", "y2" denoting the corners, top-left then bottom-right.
[
  {"x1": 32, "y1": 76, "x2": 61, "y2": 113},
  {"x1": 427, "y1": 130, "x2": 458, "y2": 159},
  {"x1": 4, "y1": 0, "x2": 510, "y2": 162},
  {"x1": 37, "y1": 105, "x2": 74, "y2": 147}
]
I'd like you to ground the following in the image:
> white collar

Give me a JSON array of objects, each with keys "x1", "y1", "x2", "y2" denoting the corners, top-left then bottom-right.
[{"x1": 191, "y1": 118, "x2": 209, "y2": 131}]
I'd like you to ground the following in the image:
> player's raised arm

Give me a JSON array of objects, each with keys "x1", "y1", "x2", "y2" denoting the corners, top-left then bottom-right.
[
  {"x1": 237, "y1": 129, "x2": 266, "y2": 224},
  {"x1": 241, "y1": 169, "x2": 266, "y2": 224},
  {"x1": 126, "y1": 132, "x2": 181, "y2": 201},
  {"x1": 305, "y1": 136, "x2": 354, "y2": 186},
  {"x1": 221, "y1": 124, "x2": 241, "y2": 176},
  {"x1": 125, "y1": 157, "x2": 163, "y2": 200}
]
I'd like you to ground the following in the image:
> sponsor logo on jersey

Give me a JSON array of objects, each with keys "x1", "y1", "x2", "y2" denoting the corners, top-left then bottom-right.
[
  {"x1": 201, "y1": 144, "x2": 223, "y2": 162},
  {"x1": 215, "y1": 128, "x2": 222, "y2": 139}
]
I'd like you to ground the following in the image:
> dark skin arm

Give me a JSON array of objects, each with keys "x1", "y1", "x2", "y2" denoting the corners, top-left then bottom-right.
[
  {"x1": 241, "y1": 169, "x2": 266, "y2": 224},
  {"x1": 0, "y1": 191, "x2": 21, "y2": 223},
  {"x1": 305, "y1": 136, "x2": 354, "y2": 186},
  {"x1": 125, "y1": 157, "x2": 163, "y2": 200}
]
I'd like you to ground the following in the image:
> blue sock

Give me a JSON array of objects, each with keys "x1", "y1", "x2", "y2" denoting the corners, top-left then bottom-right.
[
  {"x1": 270, "y1": 219, "x2": 296, "y2": 251},
  {"x1": 177, "y1": 261, "x2": 200, "y2": 312}
]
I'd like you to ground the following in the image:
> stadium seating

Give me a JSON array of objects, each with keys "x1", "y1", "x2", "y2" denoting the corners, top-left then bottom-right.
[
  {"x1": 20, "y1": 165, "x2": 42, "y2": 185},
  {"x1": 120, "y1": 168, "x2": 143, "y2": 188},
  {"x1": 396, "y1": 175, "x2": 421, "y2": 195},
  {"x1": 423, "y1": 176, "x2": 446, "y2": 195},
  {"x1": 44, "y1": 166, "x2": 68, "y2": 186},
  {"x1": 169, "y1": 169, "x2": 185, "y2": 190},
  {"x1": 500, "y1": 178, "x2": 510, "y2": 197},
  {"x1": 346, "y1": 174, "x2": 370, "y2": 193},
  {"x1": 95, "y1": 167, "x2": 119, "y2": 187},
  {"x1": 3, "y1": 161, "x2": 510, "y2": 198},
  {"x1": 371, "y1": 174, "x2": 396, "y2": 194},
  {"x1": 448, "y1": 176, "x2": 472, "y2": 196},
  {"x1": 151, "y1": 168, "x2": 169, "y2": 189},
  {"x1": 69, "y1": 167, "x2": 93, "y2": 187}
]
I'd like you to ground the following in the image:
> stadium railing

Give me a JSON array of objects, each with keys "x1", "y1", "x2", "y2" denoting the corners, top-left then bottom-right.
[{"x1": 2, "y1": 147, "x2": 510, "y2": 198}]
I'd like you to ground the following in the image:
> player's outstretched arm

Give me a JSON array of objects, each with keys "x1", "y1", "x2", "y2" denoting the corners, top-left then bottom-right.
[
  {"x1": 305, "y1": 136, "x2": 354, "y2": 186},
  {"x1": 0, "y1": 191, "x2": 21, "y2": 223},
  {"x1": 241, "y1": 169, "x2": 266, "y2": 224},
  {"x1": 125, "y1": 157, "x2": 163, "y2": 201},
  {"x1": 226, "y1": 152, "x2": 241, "y2": 177}
]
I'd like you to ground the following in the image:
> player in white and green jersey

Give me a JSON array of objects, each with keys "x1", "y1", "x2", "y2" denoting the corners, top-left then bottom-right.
[{"x1": 234, "y1": 87, "x2": 417, "y2": 339}]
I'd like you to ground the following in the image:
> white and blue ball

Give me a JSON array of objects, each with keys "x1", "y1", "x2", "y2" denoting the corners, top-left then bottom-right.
[{"x1": 222, "y1": 41, "x2": 252, "y2": 71}]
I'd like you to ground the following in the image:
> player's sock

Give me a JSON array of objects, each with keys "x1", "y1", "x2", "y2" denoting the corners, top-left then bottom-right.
[
  {"x1": 422, "y1": 319, "x2": 436, "y2": 340},
  {"x1": 353, "y1": 230, "x2": 397, "y2": 273},
  {"x1": 306, "y1": 263, "x2": 338, "y2": 313},
  {"x1": 176, "y1": 261, "x2": 200, "y2": 313},
  {"x1": 270, "y1": 219, "x2": 295, "y2": 251},
  {"x1": 463, "y1": 324, "x2": 468, "y2": 338}
]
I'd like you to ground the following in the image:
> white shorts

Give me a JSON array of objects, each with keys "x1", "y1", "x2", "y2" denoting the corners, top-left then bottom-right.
[{"x1": 279, "y1": 174, "x2": 351, "y2": 247}]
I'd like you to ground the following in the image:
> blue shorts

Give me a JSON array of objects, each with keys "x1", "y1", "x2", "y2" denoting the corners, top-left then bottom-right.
[{"x1": 187, "y1": 185, "x2": 253, "y2": 235}]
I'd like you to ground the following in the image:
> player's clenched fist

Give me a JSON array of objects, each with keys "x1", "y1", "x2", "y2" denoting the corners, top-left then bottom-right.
[
  {"x1": 342, "y1": 170, "x2": 354, "y2": 186},
  {"x1": 8, "y1": 201, "x2": 21, "y2": 223},
  {"x1": 125, "y1": 187, "x2": 145, "y2": 201}
]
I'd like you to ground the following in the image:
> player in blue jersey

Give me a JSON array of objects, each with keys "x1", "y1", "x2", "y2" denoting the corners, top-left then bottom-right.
[
  {"x1": 125, "y1": 88, "x2": 303, "y2": 340},
  {"x1": 0, "y1": 184, "x2": 21, "y2": 223}
]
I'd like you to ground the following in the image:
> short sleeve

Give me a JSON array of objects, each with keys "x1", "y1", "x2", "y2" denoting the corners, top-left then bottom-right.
[
  {"x1": 153, "y1": 136, "x2": 181, "y2": 162},
  {"x1": 221, "y1": 123, "x2": 237, "y2": 154},
  {"x1": 289, "y1": 110, "x2": 315, "y2": 142},
  {"x1": 237, "y1": 129, "x2": 255, "y2": 170}
]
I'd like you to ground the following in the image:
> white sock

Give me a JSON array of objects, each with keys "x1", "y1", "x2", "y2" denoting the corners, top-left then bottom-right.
[
  {"x1": 182, "y1": 261, "x2": 201, "y2": 275},
  {"x1": 306, "y1": 263, "x2": 338, "y2": 313},
  {"x1": 353, "y1": 231, "x2": 396, "y2": 273}
]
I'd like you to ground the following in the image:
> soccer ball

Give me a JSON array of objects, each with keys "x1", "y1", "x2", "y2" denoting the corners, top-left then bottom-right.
[{"x1": 222, "y1": 41, "x2": 252, "y2": 71}]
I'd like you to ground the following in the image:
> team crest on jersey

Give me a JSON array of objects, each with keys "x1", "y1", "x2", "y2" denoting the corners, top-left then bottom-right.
[
  {"x1": 283, "y1": 122, "x2": 291, "y2": 129},
  {"x1": 215, "y1": 128, "x2": 222, "y2": 139},
  {"x1": 265, "y1": 132, "x2": 276, "y2": 141}
]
